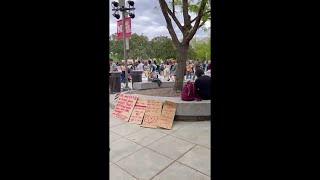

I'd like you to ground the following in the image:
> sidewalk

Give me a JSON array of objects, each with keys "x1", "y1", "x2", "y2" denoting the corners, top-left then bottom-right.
[{"x1": 109, "y1": 108, "x2": 211, "y2": 180}]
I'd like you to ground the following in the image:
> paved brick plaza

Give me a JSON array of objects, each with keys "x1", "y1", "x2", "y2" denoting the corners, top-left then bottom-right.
[{"x1": 109, "y1": 109, "x2": 211, "y2": 180}]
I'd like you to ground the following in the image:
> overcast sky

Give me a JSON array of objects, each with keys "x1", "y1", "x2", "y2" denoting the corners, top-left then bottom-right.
[{"x1": 109, "y1": 0, "x2": 210, "y2": 40}]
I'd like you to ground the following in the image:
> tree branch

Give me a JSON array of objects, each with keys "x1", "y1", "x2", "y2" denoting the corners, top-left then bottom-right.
[
  {"x1": 172, "y1": 0, "x2": 175, "y2": 15},
  {"x1": 184, "y1": 0, "x2": 208, "y2": 43},
  {"x1": 199, "y1": 20, "x2": 206, "y2": 28},
  {"x1": 159, "y1": 0, "x2": 180, "y2": 47},
  {"x1": 191, "y1": 10, "x2": 211, "y2": 24},
  {"x1": 167, "y1": 9, "x2": 184, "y2": 32},
  {"x1": 190, "y1": 16, "x2": 199, "y2": 24},
  {"x1": 182, "y1": 0, "x2": 191, "y2": 29},
  {"x1": 161, "y1": 0, "x2": 183, "y2": 32}
]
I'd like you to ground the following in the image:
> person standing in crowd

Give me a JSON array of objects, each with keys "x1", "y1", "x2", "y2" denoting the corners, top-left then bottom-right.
[
  {"x1": 109, "y1": 59, "x2": 117, "y2": 72},
  {"x1": 127, "y1": 63, "x2": 133, "y2": 82},
  {"x1": 120, "y1": 63, "x2": 126, "y2": 83},
  {"x1": 142, "y1": 60, "x2": 147, "y2": 71},
  {"x1": 168, "y1": 61, "x2": 172, "y2": 80},
  {"x1": 155, "y1": 61, "x2": 160, "y2": 73},
  {"x1": 186, "y1": 61, "x2": 193, "y2": 79},
  {"x1": 192, "y1": 61, "x2": 199, "y2": 80},
  {"x1": 153, "y1": 60, "x2": 159, "y2": 78},
  {"x1": 146, "y1": 60, "x2": 152, "y2": 79},
  {"x1": 143, "y1": 61, "x2": 149, "y2": 77},
  {"x1": 198, "y1": 62, "x2": 203, "y2": 70},
  {"x1": 129, "y1": 62, "x2": 134, "y2": 72},
  {"x1": 194, "y1": 68, "x2": 211, "y2": 100},
  {"x1": 204, "y1": 61, "x2": 208, "y2": 72},
  {"x1": 160, "y1": 62, "x2": 164, "y2": 76},
  {"x1": 163, "y1": 61, "x2": 171, "y2": 81},
  {"x1": 205, "y1": 61, "x2": 211, "y2": 76},
  {"x1": 133, "y1": 61, "x2": 138, "y2": 70},
  {"x1": 170, "y1": 60, "x2": 177, "y2": 81},
  {"x1": 136, "y1": 60, "x2": 144, "y2": 71},
  {"x1": 116, "y1": 62, "x2": 121, "y2": 72}
]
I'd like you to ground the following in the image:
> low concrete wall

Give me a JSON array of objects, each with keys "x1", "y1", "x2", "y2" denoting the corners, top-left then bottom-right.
[
  {"x1": 110, "y1": 93, "x2": 211, "y2": 120},
  {"x1": 132, "y1": 81, "x2": 191, "y2": 90},
  {"x1": 132, "y1": 81, "x2": 175, "y2": 90}
]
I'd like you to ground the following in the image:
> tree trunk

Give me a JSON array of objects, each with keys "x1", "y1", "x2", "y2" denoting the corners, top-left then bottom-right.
[{"x1": 174, "y1": 44, "x2": 189, "y2": 92}]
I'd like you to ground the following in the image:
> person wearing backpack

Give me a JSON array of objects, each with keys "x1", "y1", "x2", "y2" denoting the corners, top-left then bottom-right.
[
  {"x1": 181, "y1": 80, "x2": 197, "y2": 101},
  {"x1": 194, "y1": 68, "x2": 211, "y2": 100}
]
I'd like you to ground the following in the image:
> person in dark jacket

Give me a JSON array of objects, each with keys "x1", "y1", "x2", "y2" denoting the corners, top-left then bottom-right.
[{"x1": 194, "y1": 69, "x2": 211, "y2": 100}]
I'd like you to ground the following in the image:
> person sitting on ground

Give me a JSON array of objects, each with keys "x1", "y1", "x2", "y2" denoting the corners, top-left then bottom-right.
[{"x1": 194, "y1": 69, "x2": 211, "y2": 100}]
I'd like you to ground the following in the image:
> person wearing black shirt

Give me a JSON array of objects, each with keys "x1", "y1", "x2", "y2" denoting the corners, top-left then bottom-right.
[{"x1": 194, "y1": 69, "x2": 211, "y2": 100}]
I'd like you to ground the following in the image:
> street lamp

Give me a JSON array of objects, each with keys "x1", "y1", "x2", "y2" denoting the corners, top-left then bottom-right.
[{"x1": 111, "y1": 0, "x2": 135, "y2": 91}]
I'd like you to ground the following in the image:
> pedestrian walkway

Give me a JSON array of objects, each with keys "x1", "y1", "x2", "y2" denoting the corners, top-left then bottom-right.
[{"x1": 109, "y1": 108, "x2": 211, "y2": 180}]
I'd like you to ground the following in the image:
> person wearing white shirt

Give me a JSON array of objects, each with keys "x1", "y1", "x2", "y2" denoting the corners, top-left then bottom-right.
[{"x1": 136, "y1": 60, "x2": 144, "y2": 71}]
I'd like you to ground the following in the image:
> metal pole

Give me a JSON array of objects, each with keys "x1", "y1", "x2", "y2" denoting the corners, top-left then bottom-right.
[{"x1": 122, "y1": 6, "x2": 130, "y2": 91}]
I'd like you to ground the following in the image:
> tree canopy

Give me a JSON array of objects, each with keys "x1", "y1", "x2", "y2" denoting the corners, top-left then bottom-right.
[
  {"x1": 191, "y1": 38, "x2": 211, "y2": 61},
  {"x1": 109, "y1": 33, "x2": 210, "y2": 62},
  {"x1": 149, "y1": 36, "x2": 177, "y2": 60}
]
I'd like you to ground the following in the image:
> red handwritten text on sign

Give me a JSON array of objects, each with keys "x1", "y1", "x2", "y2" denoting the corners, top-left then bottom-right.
[
  {"x1": 142, "y1": 100, "x2": 163, "y2": 128},
  {"x1": 112, "y1": 94, "x2": 138, "y2": 121},
  {"x1": 129, "y1": 99, "x2": 147, "y2": 124}
]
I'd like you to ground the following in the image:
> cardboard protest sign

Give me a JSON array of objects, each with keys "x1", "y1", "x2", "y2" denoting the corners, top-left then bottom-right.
[
  {"x1": 158, "y1": 101, "x2": 177, "y2": 129},
  {"x1": 141, "y1": 100, "x2": 163, "y2": 128},
  {"x1": 128, "y1": 99, "x2": 147, "y2": 124},
  {"x1": 112, "y1": 94, "x2": 138, "y2": 121}
]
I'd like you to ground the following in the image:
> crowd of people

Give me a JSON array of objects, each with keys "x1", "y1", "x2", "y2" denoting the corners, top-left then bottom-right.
[
  {"x1": 109, "y1": 58, "x2": 212, "y2": 100},
  {"x1": 109, "y1": 58, "x2": 211, "y2": 83},
  {"x1": 185, "y1": 60, "x2": 211, "y2": 80}
]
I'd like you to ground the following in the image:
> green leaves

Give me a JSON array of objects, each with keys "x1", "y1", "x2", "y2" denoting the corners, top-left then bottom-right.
[
  {"x1": 109, "y1": 34, "x2": 178, "y2": 61},
  {"x1": 128, "y1": 33, "x2": 150, "y2": 59},
  {"x1": 190, "y1": 38, "x2": 211, "y2": 61},
  {"x1": 189, "y1": 4, "x2": 200, "y2": 12},
  {"x1": 150, "y1": 36, "x2": 177, "y2": 60},
  {"x1": 109, "y1": 33, "x2": 210, "y2": 63}
]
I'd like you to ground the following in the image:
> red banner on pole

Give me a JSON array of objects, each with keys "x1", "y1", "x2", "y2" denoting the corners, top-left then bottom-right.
[{"x1": 117, "y1": 17, "x2": 131, "y2": 40}]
